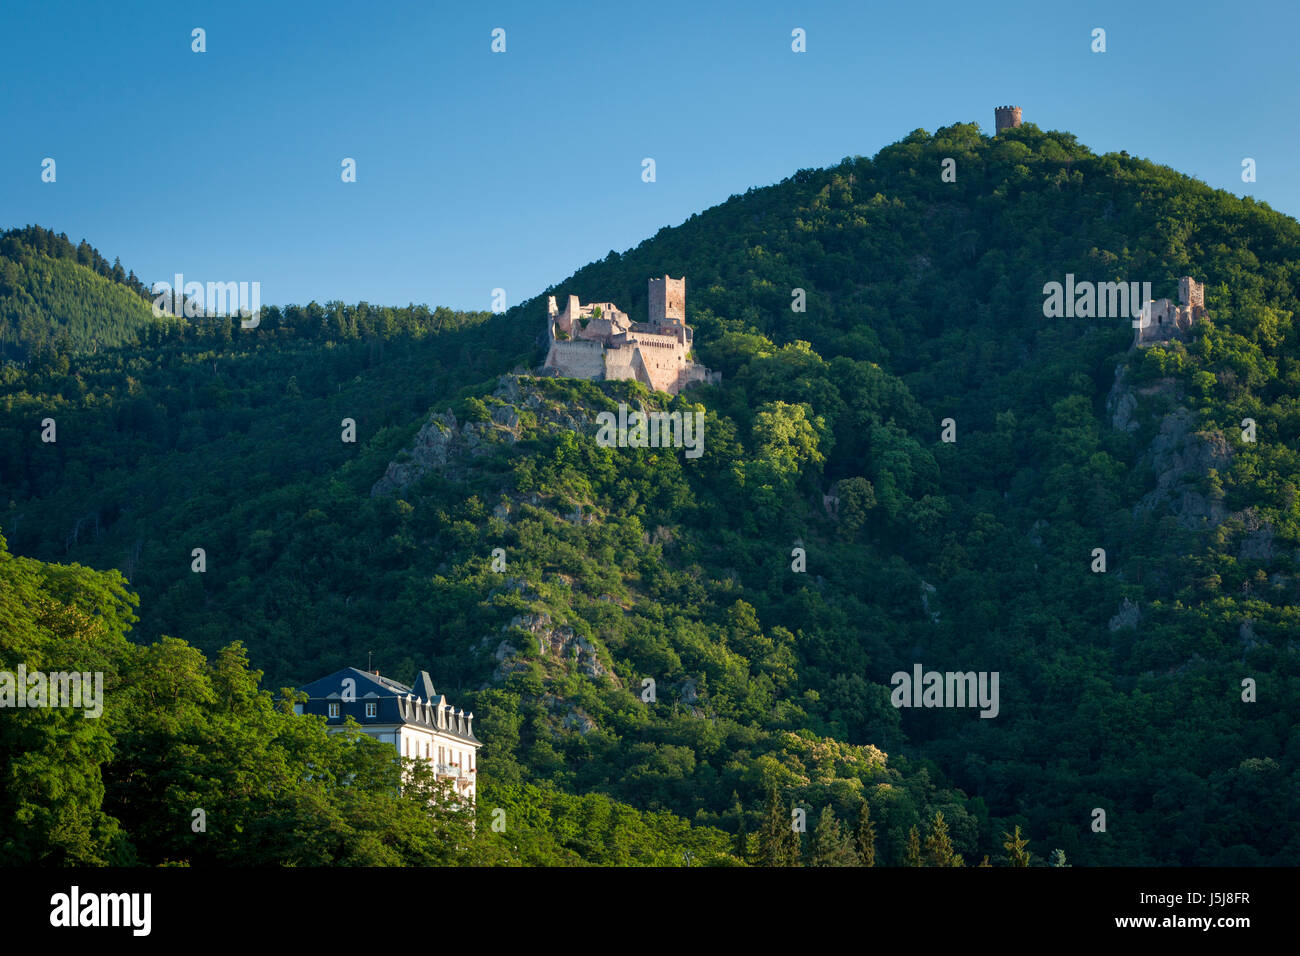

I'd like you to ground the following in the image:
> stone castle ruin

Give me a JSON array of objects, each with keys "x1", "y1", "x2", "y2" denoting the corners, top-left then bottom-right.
[
  {"x1": 1134, "y1": 276, "x2": 1206, "y2": 347},
  {"x1": 542, "y1": 275, "x2": 720, "y2": 395},
  {"x1": 994, "y1": 105, "x2": 1023, "y2": 133}
]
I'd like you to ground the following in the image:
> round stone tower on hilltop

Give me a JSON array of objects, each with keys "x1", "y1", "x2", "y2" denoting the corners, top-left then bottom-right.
[{"x1": 995, "y1": 105, "x2": 1023, "y2": 133}]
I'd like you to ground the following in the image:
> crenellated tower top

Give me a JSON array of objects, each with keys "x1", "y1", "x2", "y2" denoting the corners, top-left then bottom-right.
[{"x1": 995, "y1": 106, "x2": 1023, "y2": 133}]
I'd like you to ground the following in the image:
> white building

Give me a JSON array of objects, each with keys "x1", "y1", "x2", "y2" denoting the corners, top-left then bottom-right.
[{"x1": 296, "y1": 667, "x2": 482, "y2": 804}]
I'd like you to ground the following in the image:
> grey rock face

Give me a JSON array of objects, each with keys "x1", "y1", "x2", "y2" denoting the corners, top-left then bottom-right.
[
  {"x1": 370, "y1": 375, "x2": 599, "y2": 496},
  {"x1": 1108, "y1": 598, "x2": 1140, "y2": 632},
  {"x1": 1105, "y1": 366, "x2": 1140, "y2": 433},
  {"x1": 1135, "y1": 407, "x2": 1232, "y2": 530},
  {"x1": 492, "y1": 612, "x2": 612, "y2": 684}
]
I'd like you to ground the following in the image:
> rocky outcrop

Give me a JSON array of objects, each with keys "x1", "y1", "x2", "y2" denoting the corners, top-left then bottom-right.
[
  {"x1": 371, "y1": 409, "x2": 468, "y2": 496},
  {"x1": 492, "y1": 612, "x2": 613, "y2": 684},
  {"x1": 1106, "y1": 362, "x2": 1292, "y2": 603},
  {"x1": 368, "y1": 402, "x2": 523, "y2": 496},
  {"x1": 920, "y1": 580, "x2": 940, "y2": 623},
  {"x1": 1235, "y1": 511, "x2": 1277, "y2": 561},
  {"x1": 491, "y1": 576, "x2": 539, "y2": 602},
  {"x1": 1108, "y1": 365, "x2": 1287, "y2": 557},
  {"x1": 1110, "y1": 369, "x2": 1228, "y2": 531},
  {"x1": 561, "y1": 709, "x2": 597, "y2": 735},
  {"x1": 1105, "y1": 366, "x2": 1140, "y2": 433},
  {"x1": 677, "y1": 678, "x2": 698, "y2": 705},
  {"x1": 1134, "y1": 407, "x2": 1232, "y2": 530},
  {"x1": 371, "y1": 374, "x2": 632, "y2": 496},
  {"x1": 1107, "y1": 369, "x2": 1183, "y2": 434},
  {"x1": 1108, "y1": 597, "x2": 1140, "y2": 632}
]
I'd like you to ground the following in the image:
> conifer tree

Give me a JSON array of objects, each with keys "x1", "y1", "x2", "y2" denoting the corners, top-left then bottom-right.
[
  {"x1": 810, "y1": 807, "x2": 859, "y2": 866},
  {"x1": 1002, "y1": 825, "x2": 1032, "y2": 867},
  {"x1": 786, "y1": 799, "x2": 805, "y2": 866},
  {"x1": 923, "y1": 810, "x2": 963, "y2": 867},
  {"x1": 756, "y1": 786, "x2": 799, "y2": 866},
  {"x1": 904, "y1": 824, "x2": 923, "y2": 866},
  {"x1": 732, "y1": 791, "x2": 748, "y2": 862},
  {"x1": 854, "y1": 801, "x2": 877, "y2": 867}
]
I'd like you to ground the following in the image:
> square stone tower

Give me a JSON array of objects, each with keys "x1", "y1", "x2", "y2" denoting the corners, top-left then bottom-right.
[
  {"x1": 648, "y1": 275, "x2": 686, "y2": 326},
  {"x1": 1179, "y1": 276, "x2": 1204, "y2": 309}
]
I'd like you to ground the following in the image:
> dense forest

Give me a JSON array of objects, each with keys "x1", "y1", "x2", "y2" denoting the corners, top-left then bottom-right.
[
  {"x1": 2, "y1": 121, "x2": 1298, "y2": 866},
  {"x1": 0, "y1": 226, "x2": 160, "y2": 361}
]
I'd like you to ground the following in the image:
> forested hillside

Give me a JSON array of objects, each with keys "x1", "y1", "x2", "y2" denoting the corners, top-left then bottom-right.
[
  {"x1": 0, "y1": 226, "x2": 160, "y2": 360},
  {"x1": 2, "y1": 121, "x2": 1298, "y2": 866}
]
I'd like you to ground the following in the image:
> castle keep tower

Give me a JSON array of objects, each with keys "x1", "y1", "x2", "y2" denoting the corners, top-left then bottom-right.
[
  {"x1": 648, "y1": 275, "x2": 686, "y2": 326},
  {"x1": 995, "y1": 106, "x2": 1022, "y2": 133}
]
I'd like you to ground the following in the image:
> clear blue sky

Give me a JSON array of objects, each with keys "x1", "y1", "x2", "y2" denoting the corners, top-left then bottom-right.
[{"x1": 3, "y1": 0, "x2": 1297, "y2": 311}]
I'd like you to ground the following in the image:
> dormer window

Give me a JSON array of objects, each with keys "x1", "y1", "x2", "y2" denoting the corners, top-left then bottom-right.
[
  {"x1": 365, "y1": 702, "x2": 377, "y2": 718},
  {"x1": 328, "y1": 703, "x2": 340, "y2": 718}
]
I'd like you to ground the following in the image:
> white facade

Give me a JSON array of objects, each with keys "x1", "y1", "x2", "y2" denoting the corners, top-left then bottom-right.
[
  {"x1": 394, "y1": 713, "x2": 479, "y2": 804},
  {"x1": 296, "y1": 668, "x2": 482, "y2": 807}
]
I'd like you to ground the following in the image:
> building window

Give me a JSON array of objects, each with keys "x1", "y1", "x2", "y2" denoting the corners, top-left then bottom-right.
[
  {"x1": 365, "y1": 702, "x2": 377, "y2": 718},
  {"x1": 328, "y1": 703, "x2": 340, "y2": 718}
]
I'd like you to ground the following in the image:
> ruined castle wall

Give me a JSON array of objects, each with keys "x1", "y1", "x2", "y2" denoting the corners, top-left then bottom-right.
[
  {"x1": 556, "y1": 294, "x2": 581, "y2": 330},
  {"x1": 546, "y1": 339, "x2": 605, "y2": 379},
  {"x1": 631, "y1": 332, "x2": 687, "y2": 391},
  {"x1": 578, "y1": 319, "x2": 614, "y2": 341},
  {"x1": 604, "y1": 349, "x2": 645, "y2": 386},
  {"x1": 581, "y1": 315, "x2": 632, "y2": 341},
  {"x1": 585, "y1": 302, "x2": 626, "y2": 321},
  {"x1": 679, "y1": 365, "x2": 718, "y2": 389},
  {"x1": 1135, "y1": 278, "x2": 1209, "y2": 348},
  {"x1": 1136, "y1": 299, "x2": 1178, "y2": 346},
  {"x1": 643, "y1": 355, "x2": 683, "y2": 393},
  {"x1": 621, "y1": 330, "x2": 680, "y2": 350},
  {"x1": 1179, "y1": 276, "x2": 1204, "y2": 309}
]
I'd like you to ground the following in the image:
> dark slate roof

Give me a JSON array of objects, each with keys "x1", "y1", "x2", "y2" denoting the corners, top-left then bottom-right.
[
  {"x1": 297, "y1": 666, "x2": 480, "y2": 744},
  {"x1": 413, "y1": 670, "x2": 437, "y2": 701}
]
